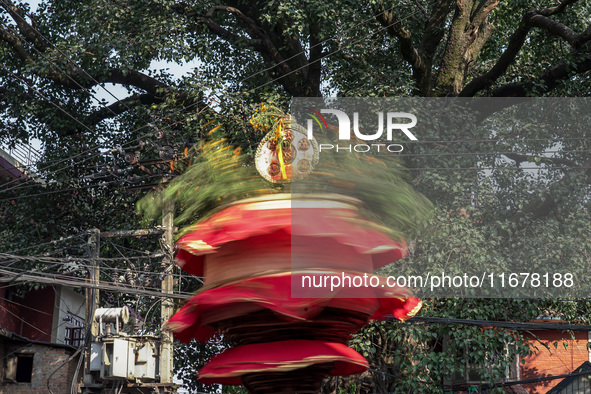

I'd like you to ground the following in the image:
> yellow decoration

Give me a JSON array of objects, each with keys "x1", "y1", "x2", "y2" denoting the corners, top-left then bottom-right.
[{"x1": 275, "y1": 120, "x2": 287, "y2": 180}]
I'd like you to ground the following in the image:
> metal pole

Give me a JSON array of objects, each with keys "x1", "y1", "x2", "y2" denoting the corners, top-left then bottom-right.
[
  {"x1": 84, "y1": 229, "x2": 100, "y2": 391},
  {"x1": 160, "y1": 200, "x2": 174, "y2": 384}
]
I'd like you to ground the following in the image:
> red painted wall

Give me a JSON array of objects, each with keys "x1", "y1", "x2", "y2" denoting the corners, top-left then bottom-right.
[{"x1": 0, "y1": 285, "x2": 56, "y2": 342}]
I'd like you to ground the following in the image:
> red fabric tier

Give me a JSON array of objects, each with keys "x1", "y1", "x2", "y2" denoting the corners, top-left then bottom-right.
[
  {"x1": 176, "y1": 196, "x2": 407, "y2": 277},
  {"x1": 166, "y1": 271, "x2": 422, "y2": 343},
  {"x1": 197, "y1": 340, "x2": 369, "y2": 385}
]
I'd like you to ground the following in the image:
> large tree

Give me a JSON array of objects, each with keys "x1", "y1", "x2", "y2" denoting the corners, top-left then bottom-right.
[{"x1": 1, "y1": 0, "x2": 591, "y2": 393}]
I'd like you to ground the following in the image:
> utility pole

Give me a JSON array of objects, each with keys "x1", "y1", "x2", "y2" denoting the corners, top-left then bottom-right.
[
  {"x1": 84, "y1": 229, "x2": 100, "y2": 389},
  {"x1": 91, "y1": 229, "x2": 100, "y2": 336},
  {"x1": 160, "y1": 199, "x2": 174, "y2": 383}
]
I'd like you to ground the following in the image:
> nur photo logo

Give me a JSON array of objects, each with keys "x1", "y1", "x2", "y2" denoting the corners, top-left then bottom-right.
[{"x1": 303, "y1": 107, "x2": 418, "y2": 153}]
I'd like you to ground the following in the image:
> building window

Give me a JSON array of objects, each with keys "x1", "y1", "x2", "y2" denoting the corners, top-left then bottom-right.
[
  {"x1": 64, "y1": 312, "x2": 85, "y2": 347},
  {"x1": 4, "y1": 288, "x2": 13, "y2": 302},
  {"x1": 444, "y1": 337, "x2": 518, "y2": 385},
  {"x1": 5, "y1": 353, "x2": 34, "y2": 383},
  {"x1": 15, "y1": 355, "x2": 33, "y2": 383}
]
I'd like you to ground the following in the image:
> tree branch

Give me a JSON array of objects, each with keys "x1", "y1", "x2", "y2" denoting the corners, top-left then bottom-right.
[
  {"x1": 574, "y1": 24, "x2": 591, "y2": 49},
  {"x1": 0, "y1": 24, "x2": 34, "y2": 63},
  {"x1": 376, "y1": 8, "x2": 427, "y2": 93},
  {"x1": 416, "y1": 0, "x2": 454, "y2": 95},
  {"x1": 102, "y1": 69, "x2": 172, "y2": 97},
  {"x1": 491, "y1": 48, "x2": 591, "y2": 96},
  {"x1": 435, "y1": 0, "x2": 474, "y2": 95},
  {"x1": 198, "y1": 6, "x2": 265, "y2": 51},
  {"x1": 463, "y1": 17, "x2": 496, "y2": 81},
  {"x1": 470, "y1": 0, "x2": 500, "y2": 29},
  {"x1": 84, "y1": 93, "x2": 162, "y2": 126},
  {"x1": 538, "y1": 0, "x2": 579, "y2": 16},
  {"x1": 503, "y1": 153, "x2": 578, "y2": 167},
  {"x1": 194, "y1": 4, "x2": 318, "y2": 95},
  {"x1": 460, "y1": 1, "x2": 582, "y2": 97},
  {"x1": 0, "y1": 22, "x2": 204, "y2": 125},
  {"x1": 0, "y1": 9, "x2": 179, "y2": 98},
  {"x1": 0, "y1": 0, "x2": 47, "y2": 52},
  {"x1": 507, "y1": 159, "x2": 591, "y2": 224},
  {"x1": 529, "y1": 14, "x2": 579, "y2": 45},
  {"x1": 201, "y1": 5, "x2": 286, "y2": 68},
  {"x1": 172, "y1": 1, "x2": 321, "y2": 96},
  {"x1": 413, "y1": 0, "x2": 429, "y2": 20},
  {"x1": 430, "y1": 0, "x2": 500, "y2": 95}
]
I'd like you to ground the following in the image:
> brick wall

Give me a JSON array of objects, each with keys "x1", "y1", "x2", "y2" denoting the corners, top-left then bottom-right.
[
  {"x1": 520, "y1": 330, "x2": 589, "y2": 393},
  {"x1": 0, "y1": 342, "x2": 80, "y2": 394}
]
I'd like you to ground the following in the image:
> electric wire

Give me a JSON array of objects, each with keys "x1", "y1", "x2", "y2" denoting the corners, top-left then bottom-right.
[
  {"x1": 0, "y1": 10, "x2": 210, "y2": 196},
  {"x1": 0, "y1": 268, "x2": 194, "y2": 299},
  {"x1": 0, "y1": 0, "x2": 150, "y2": 122},
  {"x1": 0, "y1": 169, "x2": 158, "y2": 194},
  {"x1": 0, "y1": 256, "x2": 199, "y2": 292},
  {"x1": 2, "y1": 232, "x2": 87, "y2": 254},
  {"x1": 0, "y1": 19, "x2": 123, "y2": 122},
  {"x1": 0, "y1": 262, "x2": 190, "y2": 285},
  {"x1": 403, "y1": 316, "x2": 591, "y2": 332},
  {"x1": 395, "y1": 148, "x2": 591, "y2": 157},
  {"x1": 0, "y1": 164, "x2": 588, "y2": 204},
  {"x1": 0, "y1": 128, "x2": 153, "y2": 195},
  {"x1": 402, "y1": 136, "x2": 591, "y2": 144},
  {"x1": 0, "y1": 60, "x2": 198, "y2": 195},
  {"x1": 0, "y1": 173, "x2": 164, "y2": 202},
  {"x1": 0, "y1": 94, "x2": 207, "y2": 195},
  {"x1": 244, "y1": 0, "x2": 444, "y2": 94},
  {"x1": 1, "y1": 146, "x2": 588, "y2": 197},
  {"x1": 2, "y1": 248, "x2": 162, "y2": 261},
  {"x1": 0, "y1": 302, "x2": 52, "y2": 336},
  {"x1": 0, "y1": 88, "x2": 208, "y2": 193},
  {"x1": 367, "y1": 367, "x2": 591, "y2": 393},
  {"x1": 99, "y1": 239, "x2": 160, "y2": 257},
  {"x1": 0, "y1": 63, "x2": 100, "y2": 135},
  {"x1": 0, "y1": 251, "x2": 166, "y2": 262},
  {"x1": 0, "y1": 297, "x2": 53, "y2": 316},
  {"x1": 3, "y1": 131, "x2": 588, "y2": 185},
  {"x1": 0, "y1": 8, "x2": 182, "y2": 191},
  {"x1": 3, "y1": 132, "x2": 588, "y2": 183}
]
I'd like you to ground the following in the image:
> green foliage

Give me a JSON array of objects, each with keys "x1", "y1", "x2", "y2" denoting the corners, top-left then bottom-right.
[
  {"x1": 174, "y1": 336, "x2": 227, "y2": 394},
  {"x1": 137, "y1": 138, "x2": 278, "y2": 234}
]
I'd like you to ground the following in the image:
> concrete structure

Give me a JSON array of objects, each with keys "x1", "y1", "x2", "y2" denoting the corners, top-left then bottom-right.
[
  {"x1": 0, "y1": 143, "x2": 40, "y2": 182},
  {"x1": 0, "y1": 285, "x2": 85, "y2": 394},
  {"x1": 0, "y1": 329, "x2": 80, "y2": 394}
]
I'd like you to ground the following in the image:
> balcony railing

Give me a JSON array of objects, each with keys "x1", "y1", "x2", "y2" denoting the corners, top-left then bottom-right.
[{"x1": 4, "y1": 142, "x2": 42, "y2": 169}]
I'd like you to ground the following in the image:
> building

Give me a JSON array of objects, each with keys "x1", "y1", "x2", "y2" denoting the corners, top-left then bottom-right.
[
  {"x1": 547, "y1": 361, "x2": 591, "y2": 394},
  {"x1": 0, "y1": 143, "x2": 40, "y2": 183},
  {"x1": 445, "y1": 319, "x2": 591, "y2": 393},
  {"x1": 520, "y1": 327, "x2": 591, "y2": 393},
  {"x1": 0, "y1": 284, "x2": 85, "y2": 394}
]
